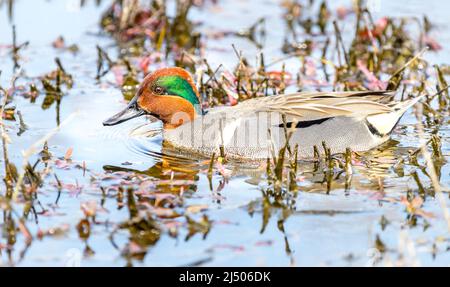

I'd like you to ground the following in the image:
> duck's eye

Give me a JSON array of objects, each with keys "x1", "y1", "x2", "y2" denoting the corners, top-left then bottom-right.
[{"x1": 153, "y1": 86, "x2": 165, "y2": 95}]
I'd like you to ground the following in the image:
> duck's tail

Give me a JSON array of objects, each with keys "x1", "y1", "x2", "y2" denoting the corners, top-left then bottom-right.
[
  {"x1": 366, "y1": 85, "x2": 450, "y2": 137},
  {"x1": 365, "y1": 93, "x2": 425, "y2": 137}
]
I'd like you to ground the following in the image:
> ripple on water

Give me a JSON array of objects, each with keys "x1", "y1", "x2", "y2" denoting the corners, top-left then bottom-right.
[{"x1": 99, "y1": 120, "x2": 201, "y2": 166}]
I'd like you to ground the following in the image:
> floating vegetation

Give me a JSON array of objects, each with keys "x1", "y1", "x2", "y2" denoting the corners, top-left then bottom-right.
[
  {"x1": 52, "y1": 36, "x2": 80, "y2": 54},
  {"x1": 100, "y1": 0, "x2": 201, "y2": 61},
  {"x1": 10, "y1": 25, "x2": 29, "y2": 70},
  {"x1": 39, "y1": 58, "x2": 73, "y2": 125}
]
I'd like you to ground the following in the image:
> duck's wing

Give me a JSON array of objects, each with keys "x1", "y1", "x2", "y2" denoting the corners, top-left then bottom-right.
[
  {"x1": 286, "y1": 90, "x2": 396, "y2": 103},
  {"x1": 235, "y1": 90, "x2": 396, "y2": 122}
]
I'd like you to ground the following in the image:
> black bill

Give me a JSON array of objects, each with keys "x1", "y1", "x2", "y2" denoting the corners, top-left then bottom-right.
[{"x1": 103, "y1": 96, "x2": 147, "y2": 126}]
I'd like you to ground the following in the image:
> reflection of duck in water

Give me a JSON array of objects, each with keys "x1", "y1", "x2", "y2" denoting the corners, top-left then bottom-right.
[
  {"x1": 104, "y1": 153, "x2": 201, "y2": 196},
  {"x1": 290, "y1": 139, "x2": 409, "y2": 194},
  {"x1": 103, "y1": 67, "x2": 426, "y2": 160},
  {"x1": 104, "y1": 158, "x2": 201, "y2": 265}
]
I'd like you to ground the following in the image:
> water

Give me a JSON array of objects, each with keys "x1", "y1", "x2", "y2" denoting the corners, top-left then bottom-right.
[{"x1": 0, "y1": 0, "x2": 449, "y2": 266}]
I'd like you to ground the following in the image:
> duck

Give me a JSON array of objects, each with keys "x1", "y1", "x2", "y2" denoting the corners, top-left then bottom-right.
[{"x1": 103, "y1": 67, "x2": 424, "y2": 159}]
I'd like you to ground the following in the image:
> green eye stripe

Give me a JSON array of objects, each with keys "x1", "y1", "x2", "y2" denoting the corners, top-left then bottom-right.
[{"x1": 156, "y1": 75, "x2": 200, "y2": 106}]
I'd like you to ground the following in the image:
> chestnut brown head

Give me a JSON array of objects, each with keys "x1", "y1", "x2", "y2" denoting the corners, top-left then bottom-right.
[{"x1": 103, "y1": 67, "x2": 202, "y2": 129}]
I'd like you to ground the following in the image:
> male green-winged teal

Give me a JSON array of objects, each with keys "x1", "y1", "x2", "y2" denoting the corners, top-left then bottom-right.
[{"x1": 103, "y1": 67, "x2": 424, "y2": 159}]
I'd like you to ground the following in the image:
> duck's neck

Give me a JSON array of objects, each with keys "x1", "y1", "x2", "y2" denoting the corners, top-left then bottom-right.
[
  {"x1": 164, "y1": 123, "x2": 181, "y2": 129},
  {"x1": 163, "y1": 111, "x2": 204, "y2": 130},
  {"x1": 151, "y1": 97, "x2": 203, "y2": 130}
]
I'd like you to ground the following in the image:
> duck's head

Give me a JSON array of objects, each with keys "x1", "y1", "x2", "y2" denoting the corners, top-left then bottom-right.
[{"x1": 103, "y1": 67, "x2": 202, "y2": 129}]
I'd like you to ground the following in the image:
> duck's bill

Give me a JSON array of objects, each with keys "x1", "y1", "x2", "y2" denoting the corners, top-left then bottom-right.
[{"x1": 102, "y1": 100, "x2": 147, "y2": 126}]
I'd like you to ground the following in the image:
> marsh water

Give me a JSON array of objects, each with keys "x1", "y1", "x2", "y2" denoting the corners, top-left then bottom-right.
[{"x1": 0, "y1": 0, "x2": 449, "y2": 266}]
